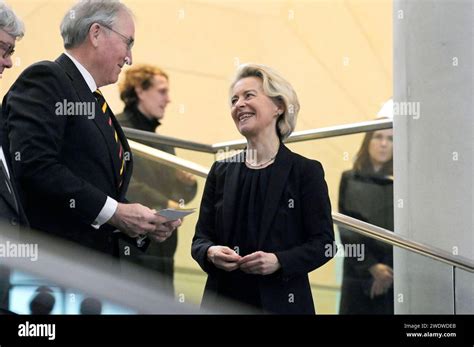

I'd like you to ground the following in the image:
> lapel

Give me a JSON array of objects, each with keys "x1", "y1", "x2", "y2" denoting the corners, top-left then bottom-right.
[
  {"x1": 0, "y1": 162, "x2": 18, "y2": 214},
  {"x1": 55, "y1": 54, "x2": 124, "y2": 191},
  {"x1": 222, "y1": 151, "x2": 245, "y2": 245},
  {"x1": 0, "y1": 126, "x2": 17, "y2": 214},
  {"x1": 258, "y1": 143, "x2": 294, "y2": 247}
]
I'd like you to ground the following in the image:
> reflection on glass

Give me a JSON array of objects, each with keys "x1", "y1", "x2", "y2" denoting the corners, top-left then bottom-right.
[{"x1": 7, "y1": 271, "x2": 135, "y2": 314}]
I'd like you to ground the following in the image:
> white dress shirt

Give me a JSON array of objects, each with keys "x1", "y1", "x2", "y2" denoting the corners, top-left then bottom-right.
[{"x1": 0, "y1": 146, "x2": 11, "y2": 180}]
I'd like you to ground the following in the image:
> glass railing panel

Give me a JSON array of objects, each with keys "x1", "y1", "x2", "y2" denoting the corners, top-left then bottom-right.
[
  {"x1": 313, "y1": 225, "x2": 461, "y2": 315},
  {"x1": 285, "y1": 130, "x2": 394, "y2": 314},
  {"x1": 0, "y1": 222, "x2": 206, "y2": 315},
  {"x1": 120, "y1": 150, "x2": 209, "y2": 307},
  {"x1": 123, "y1": 130, "x2": 396, "y2": 314}
]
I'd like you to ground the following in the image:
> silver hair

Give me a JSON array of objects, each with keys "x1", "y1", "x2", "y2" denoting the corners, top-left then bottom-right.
[
  {"x1": 230, "y1": 63, "x2": 300, "y2": 141},
  {"x1": 0, "y1": 1, "x2": 25, "y2": 39},
  {"x1": 60, "y1": 0, "x2": 132, "y2": 49}
]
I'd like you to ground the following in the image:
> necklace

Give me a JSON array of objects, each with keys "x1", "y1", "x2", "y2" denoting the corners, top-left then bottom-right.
[{"x1": 245, "y1": 151, "x2": 277, "y2": 168}]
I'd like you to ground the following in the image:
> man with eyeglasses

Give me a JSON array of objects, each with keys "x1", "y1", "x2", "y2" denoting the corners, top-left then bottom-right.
[
  {"x1": 0, "y1": 1, "x2": 27, "y2": 314},
  {"x1": 2, "y1": 0, "x2": 180, "y2": 260},
  {"x1": 0, "y1": 3, "x2": 20, "y2": 78}
]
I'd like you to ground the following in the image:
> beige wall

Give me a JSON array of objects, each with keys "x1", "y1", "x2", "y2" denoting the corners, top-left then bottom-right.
[{"x1": 1, "y1": 0, "x2": 392, "y2": 312}]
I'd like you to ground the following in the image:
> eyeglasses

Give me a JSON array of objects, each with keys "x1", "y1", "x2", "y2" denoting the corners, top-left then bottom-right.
[
  {"x1": 0, "y1": 41, "x2": 15, "y2": 59},
  {"x1": 101, "y1": 24, "x2": 134, "y2": 51}
]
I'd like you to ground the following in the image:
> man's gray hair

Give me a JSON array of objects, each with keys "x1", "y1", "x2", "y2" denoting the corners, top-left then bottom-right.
[
  {"x1": 60, "y1": 0, "x2": 132, "y2": 49},
  {"x1": 0, "y1": 1, "x2": 25, "y2": 39}
]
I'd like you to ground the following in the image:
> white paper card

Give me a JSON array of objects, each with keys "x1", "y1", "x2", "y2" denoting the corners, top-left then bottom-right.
[{"x1": 157, "y1": 208, "x2": 196, "y2": 220}]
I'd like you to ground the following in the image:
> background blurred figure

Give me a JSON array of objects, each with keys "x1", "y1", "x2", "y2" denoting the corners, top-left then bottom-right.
[
  {"x1": 338, "y1": 117, "x2": 394, "y2": 314},
  {"x1": 30, "y1": 286, "x2": 55, "y2": 315},
  {"x1": 192, "y1": 64, "x2": 334, "y2": 314},
  {"x1": 117, "y1": 65, "x2": 197, "y2": 296},
  {"x1": 80, "y1": 297, "x2": 102, "y2": 315},
  {"x1": 0, "y1": 1, "x2": 26, "y2": 313}
]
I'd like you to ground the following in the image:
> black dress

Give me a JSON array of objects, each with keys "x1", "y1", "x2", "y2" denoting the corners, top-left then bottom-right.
[{"x1": 218, "y1": 163, "x2": 273, "y2": 311}]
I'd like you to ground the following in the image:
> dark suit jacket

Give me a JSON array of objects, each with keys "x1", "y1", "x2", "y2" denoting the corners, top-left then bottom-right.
[
  {"x1": 0, "y1": 107, "x2": 30, "y2": 311},
  {"x1": 192, "y1": 144, "x2": 335, "y2": 314},
  {"x1": 0, "y1": 107, "x2": 28, "y2": 228},
  {"x1": 1, "y1": 54, "x2": 134, "y2": 256},
  {"x1": 0, "y1": 152, "x2": 27, "y2": 228}
]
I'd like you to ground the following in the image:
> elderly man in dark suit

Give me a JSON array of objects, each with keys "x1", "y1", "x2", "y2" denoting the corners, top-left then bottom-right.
[
  {"x1": 0, "y1": 1, "x2": 27, "y2": 313},
  {"x1": 2, "y1": 0, "x2": 180, "y2": 259}
]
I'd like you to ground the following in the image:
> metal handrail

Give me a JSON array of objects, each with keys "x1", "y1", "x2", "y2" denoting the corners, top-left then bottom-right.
[
  {"x1": 213, "y1": 119, "x2": 393, "y2": 151},
  {"x1": 333, "y1": 212, "x2": 474, "y2": 273},
  {"x1": 124, "y1": 128, "x2": 215, "y2": 153},
  {"x1": 128, "y1": 140, "x2": 209, "y2": 178},
  {"x1": 125, "y1": 120, "x2": 474, "y2": 273},
  {"x1": 128, "y1": 139, "x2": 474, "y2": 273},
  {"x1": 123, "y1": 119, "x2": 393, "y2": 153}
]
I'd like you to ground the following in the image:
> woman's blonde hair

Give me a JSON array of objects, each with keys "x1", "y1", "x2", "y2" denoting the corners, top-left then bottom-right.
[{"x1": 230, "y1": 63, "x2": 300, "y2": 141}]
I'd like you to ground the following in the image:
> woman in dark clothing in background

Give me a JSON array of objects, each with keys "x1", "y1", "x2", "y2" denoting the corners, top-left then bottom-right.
[{"x1": 338, "y1": 121, "x2": 394, "y2": 314}]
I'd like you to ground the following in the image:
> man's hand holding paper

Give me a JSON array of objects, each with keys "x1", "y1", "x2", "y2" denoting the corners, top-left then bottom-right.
[{"x1": 147, "y1": 214, "x2": 182, "y2": 243}]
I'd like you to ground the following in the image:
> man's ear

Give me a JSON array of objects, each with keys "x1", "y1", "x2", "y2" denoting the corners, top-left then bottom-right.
[
  {"x1": 135, "y1": 86, "x2": 144, "y2": 99},
  {"x1": 89, "y1": 23, "x2": 101, "y2": 48}
]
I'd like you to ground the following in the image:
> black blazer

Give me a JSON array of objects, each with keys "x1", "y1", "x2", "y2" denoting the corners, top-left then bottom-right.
[
  {"x1": 192, "y1": 144, "x2": 335, "y2": 314},
  {"x1": 0, "y1": 109, "x2": 29, "y2": 312},
  {"x1": 1, "y1": 54, "x2": 134, "y2": 255},
  {"x1": 0, "y1": 108, "x2": 28, "y2": 229}
]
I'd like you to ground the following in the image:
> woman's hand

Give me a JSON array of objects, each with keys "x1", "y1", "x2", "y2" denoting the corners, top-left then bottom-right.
[
  {"x1": 207, "y1": 246, "x2": 241, "y2": 271},
  {"x1": 369, "y1": 263, "x2": 393, "y2": 298},
  {"x1": 238, "y1": 251, "x2": 281, "y2": 275}
]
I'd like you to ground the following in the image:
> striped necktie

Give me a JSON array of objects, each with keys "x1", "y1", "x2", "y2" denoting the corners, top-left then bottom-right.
[{"x1": 93, "y1": 89, "x2": 126, "y2": 187}]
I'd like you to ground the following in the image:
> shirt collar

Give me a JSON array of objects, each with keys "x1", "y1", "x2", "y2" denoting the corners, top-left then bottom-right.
[{"x1": 64, "y1": 52, "x2": 97, "y2": 93}]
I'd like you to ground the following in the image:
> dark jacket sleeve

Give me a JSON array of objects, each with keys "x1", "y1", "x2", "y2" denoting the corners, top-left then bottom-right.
[
  {"x1": 275, "y1": 160, "x2": 335, "y2": 278},
  {"x1": 2, "y1": 62, "x2": 107, "y2": 225},
  {"x1": 338, "y1": 171, "x2": 379, "y2": 276},
  {"x1": 191, "y1": 161, "x2": 218, "y2": 275}
]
